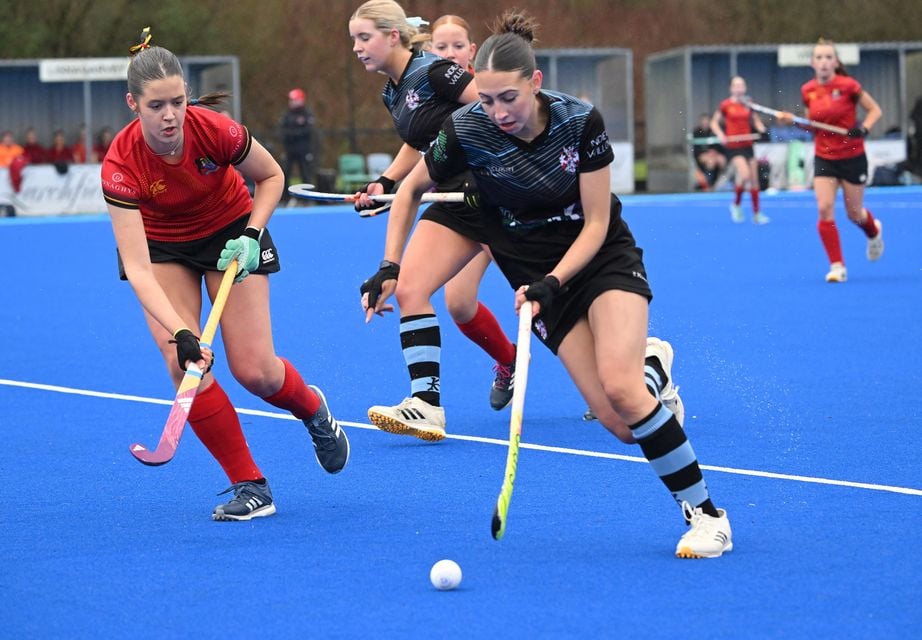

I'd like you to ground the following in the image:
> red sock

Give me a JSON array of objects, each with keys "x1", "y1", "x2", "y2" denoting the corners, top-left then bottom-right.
[
  {"x1": 188, "y1": 381, "x2": 262, "y2": 483},
  {"x1": 455, "y1": 302, "x2": 516, "y2": 364},
  {"x1": 858, "y1": 209, "x2": 879, "y2": 238},
  {"x1": 734, "y1": 186, "x2": 744, "y2": 205},
  {"x1": 750, "y1": 189, "x2": 760, "y2": 213},
  {"x1": 262, "y1": 357, "x2": 320, "y2": 420},
  {"x1": 817, "y1": 220, "x2": 844, "y2": 264}
]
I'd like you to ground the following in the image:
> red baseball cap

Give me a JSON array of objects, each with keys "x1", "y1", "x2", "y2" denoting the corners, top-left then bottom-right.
[{"x1": 288, "y1": 88, "x2": 306, "y2": 102}]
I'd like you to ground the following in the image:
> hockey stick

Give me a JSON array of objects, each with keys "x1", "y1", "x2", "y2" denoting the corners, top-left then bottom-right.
[
  {"x1": 287, "y1": 183, "x2": 463, "y2": 204},
  {"x1": 742, "y1": 99, "x2": 849, "y2": 135},
  {"x1": 491, "y1": 300, "x2": 533, "y2": 541},
  {"x1": 129, "y1": 260, "x2": 237, "y2": 466},
  {"x1": 688, "y1": 133, "x2": 762, "y2": 145}
]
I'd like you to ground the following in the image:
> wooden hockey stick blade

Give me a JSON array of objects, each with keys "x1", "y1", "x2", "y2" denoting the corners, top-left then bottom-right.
[
  {"x1": 491, "y1": 301, "x2": 534, "y2": 540},
  {"x1": 129, "y1": 261, "x2": 238, "y2": 465},
  {"x1": 129, "y1": 366, "x2": 203, "y2": 465}
]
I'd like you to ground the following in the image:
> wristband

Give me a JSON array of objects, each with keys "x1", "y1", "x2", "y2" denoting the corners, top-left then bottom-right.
[{"x1": 243, "y1": 226, "x2": 262, "y2": 241}]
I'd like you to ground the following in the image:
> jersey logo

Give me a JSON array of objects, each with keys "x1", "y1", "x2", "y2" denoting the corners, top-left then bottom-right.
[
  {"x1": 405, "y1": 89, "x2": 420, "y2": 110},
  {"x1": 831, "y1": 89, "x2": 841, "y2": 100},
  {"x1": 149, "y1": 179, "x2": 167, "y2": 197},
  {"x1": 261, "y1": 248, "x2": 276, "y2": 264},
  {"x1": 196, "y1": 156, "x2": 219, "y2": 175},
  {"x1": 444, "y1": 64, "x2": 465, "y2": 85},
  {"x1": 431, "y1": 130, "x2": 448, "y2": 163},
  {"x1": 586, "y1": 131, "x2": 610, "y2": 159},
  {"x1": 559, "y1": 145, "x2": 579, "y2": 174}
]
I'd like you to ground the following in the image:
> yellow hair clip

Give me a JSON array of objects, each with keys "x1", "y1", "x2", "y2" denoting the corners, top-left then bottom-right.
[{"x1": 129, "y1": 27, "x2": 152, "y2": 54}]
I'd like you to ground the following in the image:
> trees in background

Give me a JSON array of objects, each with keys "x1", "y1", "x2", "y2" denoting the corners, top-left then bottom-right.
[{"x1": 3, "y1": 0, "x2": 920, "y2": 167}]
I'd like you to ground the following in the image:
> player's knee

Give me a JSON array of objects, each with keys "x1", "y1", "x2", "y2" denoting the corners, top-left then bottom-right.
[
  {"x1": 444, "y1": 293, "x2": 477, "y2": 324},
  {"x1": 395, "y1": 279, "x2": 432, "y2": 310},
  {"x1": 231, "y1": 363, "x2": 279, "y2": 397},
  {"x1": 600, "y1": 377, "x2": 634, "y2": 412},
  {"x1": 817, "y1": 203, "x2": 835, "y2": 219},
  {"x1": 844, "y1": 205, "x2": 864, "y2": 222}
]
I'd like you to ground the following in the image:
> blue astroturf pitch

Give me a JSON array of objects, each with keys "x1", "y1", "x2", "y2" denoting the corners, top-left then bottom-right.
[{"x1": 1, "y1": 187, "x2": 920, "y2": 638}]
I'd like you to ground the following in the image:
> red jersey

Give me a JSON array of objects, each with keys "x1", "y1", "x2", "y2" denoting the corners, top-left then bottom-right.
[
  {"x1": 719, "y1": 99, "x2": 754, "y2": 149},
  {"x1": 801, "y1": 75, "x2": 864, "y2": 160},
  {"x1": 101, "y1": 106, "x2": 253, "y2": 242}
]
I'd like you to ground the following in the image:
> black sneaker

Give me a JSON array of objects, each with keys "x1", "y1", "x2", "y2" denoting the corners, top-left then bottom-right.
[
  {"x1": 489, "y1": 348, "x2": 516, "y2": 411},
  {"x1": 305, "y1": 385, "x2": 349, "y2": 473},
  {"x1": 213, "y1": 480, "x2": 276, "y2": 521}
]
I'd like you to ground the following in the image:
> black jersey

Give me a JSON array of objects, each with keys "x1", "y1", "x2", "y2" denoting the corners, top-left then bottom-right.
[
  {"x1": 425, "y1": 91, "x2": 632, "y2": 285},
  {"x1": 382, "y1": 50, "x2": 473, "y2": 152}
]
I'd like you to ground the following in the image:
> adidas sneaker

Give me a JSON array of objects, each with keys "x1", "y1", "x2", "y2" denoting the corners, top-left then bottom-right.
[{"x1": 368, "y1": 396, "x2": 446, "y2": 441}]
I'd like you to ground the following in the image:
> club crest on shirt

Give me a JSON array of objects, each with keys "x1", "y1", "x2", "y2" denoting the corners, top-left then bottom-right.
[
  {"x1": 832, "y1": 89, "x2": 841, "y2": 100},
  {"x1": 149, "y1": 179, "x2": 167, "y2": 197},
  {"x1": 534, "y1": 319, "x2": 548, "y2": 341},
  {"x1": 196, "y1": 156, "x2": 219, "y2": 175},
  {"x1": 559, "y1": 145, "x2": 579, "y2": 174},
  {"x1": 405, "y1": 89, "x2": 420, "y2": 110}
]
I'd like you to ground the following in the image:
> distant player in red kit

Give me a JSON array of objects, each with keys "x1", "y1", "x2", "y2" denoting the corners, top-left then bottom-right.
[
  {"x1": 710, "y1": 76, "x2": 769, "y2": 225},
  {"x1": 779, "y1": 38, "x2": 883, "y2": 283}
]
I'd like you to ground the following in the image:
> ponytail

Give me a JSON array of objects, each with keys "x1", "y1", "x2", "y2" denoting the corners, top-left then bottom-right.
[{"x1": 127, "y1": 28, "x2": 232, "y2": 106}]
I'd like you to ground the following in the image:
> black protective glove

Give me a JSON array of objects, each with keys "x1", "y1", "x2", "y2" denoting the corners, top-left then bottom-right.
[
  {"x1": 524, "y1": 275, "x2": 561, "y2": 317},
  {"x1": 360, "y1": 260, "x2": 400, "y2": 309},
  {"x1": 462, "y1": 180, "x2": 480, "y2": 210},
  {"x1": 847, "y1": 126, "x2": 868, "y2": 138},
  {"x1": 170, "y1": 328, "x2": 214, "y2": 373},
  {"x1": 355, "y1": 176, "x2": 396, "y2": 212}
]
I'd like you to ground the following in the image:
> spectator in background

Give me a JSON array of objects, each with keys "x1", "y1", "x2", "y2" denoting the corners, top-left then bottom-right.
[
  {"x1": 691, "y1": 113, "x2": 726, "y2": 190},
  {"x1": 0, "y1": 130, "x2": 25, "y2": 168},
  {"x1": 22, "y1": 127, "x2": 46, "y2": 163},
  {"x1": 909, "y1": 96, "x2": 922, "y2": 176},
  {"x1": 278, "y1": 88, "x2": 316, "y2": 203},
  {"x1": 72, "y1": 124, "x2": 88, "y2": 163},
  {"x1": 46, "y1": 129, "x2": 73, "y2": 173},
  {"x1": 93, "y1": 126, "x2": 114, "y2": 162}
]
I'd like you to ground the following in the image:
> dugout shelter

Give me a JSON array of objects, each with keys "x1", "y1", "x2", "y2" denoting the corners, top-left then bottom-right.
[
  {"x1": 0, "y1": 55, "x2": 240, "y2": 164},
  {"x1": 644, "y1": 42, "x2": 922, "y2": 192},
  {"x1": 536, "y1": 47, "x2": 635, "y2": 193}
]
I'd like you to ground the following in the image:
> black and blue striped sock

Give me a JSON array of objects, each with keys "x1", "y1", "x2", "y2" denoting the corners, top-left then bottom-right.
[
  {"x1": 400, "y1": 314, "x2": 441, "y2": 406},
  {"x1": 630, "y1": 403, "x2": 718, "y2": 517}
]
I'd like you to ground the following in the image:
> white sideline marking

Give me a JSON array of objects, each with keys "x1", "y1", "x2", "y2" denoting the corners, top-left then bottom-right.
[{"x1": 3, "y1": 377, "x2": 921, "y2": 497}]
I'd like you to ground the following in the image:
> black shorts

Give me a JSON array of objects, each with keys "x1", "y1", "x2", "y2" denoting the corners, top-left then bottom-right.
[
  {"x1": 117, "y1": 214, "x2": 281, "y2": 280},
  {"x1": 532, "y1": 242, "x2": 652, "y2": 354},
  {"x1": 419, "y1": 172, "x2": 488, "y2": 244},
  {"x1": 814, "y1": 154, "x2": 868, "y2": 185},
  {"x1": 420, "y1": 201, "x2": 488, "y2": 244},
  {"x1": 724, "y1": 146, "x2": 755, "y2": 161},
  {"x1": 490, "y1": 204, "x2": 653, "y2": 355}
]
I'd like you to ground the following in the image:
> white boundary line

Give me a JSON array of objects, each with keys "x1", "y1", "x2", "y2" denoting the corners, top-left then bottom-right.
[{"x1": 4, "y1": 378, "x2": 921, "y2": 497}]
